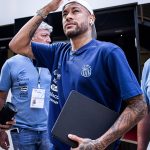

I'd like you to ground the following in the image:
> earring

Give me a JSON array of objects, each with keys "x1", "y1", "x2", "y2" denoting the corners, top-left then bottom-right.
[{"x1": 90, "y1": 21, "x2": 93, "y2": 26}]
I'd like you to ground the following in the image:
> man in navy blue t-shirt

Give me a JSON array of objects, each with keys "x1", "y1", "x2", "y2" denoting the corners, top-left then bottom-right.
[{"x1": 9, "y1": 0, "x2": 147, "y2": 149}]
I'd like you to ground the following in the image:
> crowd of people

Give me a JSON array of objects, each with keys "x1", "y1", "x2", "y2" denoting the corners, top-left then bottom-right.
[{"x1": 0, "y1": 0, "x2": 149, "y2": 150}]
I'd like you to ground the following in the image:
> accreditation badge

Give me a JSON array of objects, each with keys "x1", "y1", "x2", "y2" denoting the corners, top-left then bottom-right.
[{"x1": 30, "y1": 88, "x2": 45, "y2": 108}]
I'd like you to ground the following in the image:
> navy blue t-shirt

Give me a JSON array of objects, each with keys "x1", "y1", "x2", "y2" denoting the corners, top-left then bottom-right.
[{"x1": 32, "y1": 39, "x2": 142, "y2": 150}]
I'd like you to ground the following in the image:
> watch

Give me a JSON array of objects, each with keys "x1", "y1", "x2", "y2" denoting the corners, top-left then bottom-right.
[{"x1": 36, "y1": 9, "x2": 47, "y2": 19}]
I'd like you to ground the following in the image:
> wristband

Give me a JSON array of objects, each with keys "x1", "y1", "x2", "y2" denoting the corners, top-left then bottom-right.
[{"x1": 36, "y1": 9, "x2": 47, "y2": 19}]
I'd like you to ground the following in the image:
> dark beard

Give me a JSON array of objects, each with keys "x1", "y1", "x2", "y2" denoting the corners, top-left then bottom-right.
[
  {"x1": 64, "y1": 22, "x2": 88, "y2": 38},
  {"x1": 66, "y1": 29, "x2": 80, "y2": 38}
]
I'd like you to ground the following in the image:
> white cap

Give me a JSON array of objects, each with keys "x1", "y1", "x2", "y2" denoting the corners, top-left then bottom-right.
[{"x1": 62, "y1": 0, "x2": 94, "y2": 15}]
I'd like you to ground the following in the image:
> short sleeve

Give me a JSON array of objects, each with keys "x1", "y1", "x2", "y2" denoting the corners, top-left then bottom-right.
[
  {"x1": 107, "y1": 46, "x2": 142, "y2": 100},
  {"x1": 0, "y1": 61, "x2": 12, "y2": 91}
]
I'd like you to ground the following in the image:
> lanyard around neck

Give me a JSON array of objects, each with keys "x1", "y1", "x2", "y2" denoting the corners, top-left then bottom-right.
[
  {"x1": 36, "y1": 67, "x2": 41, "y2": 88},
  {"x1": 28, "y1": 58, "x2": 41, "y2": 88}
]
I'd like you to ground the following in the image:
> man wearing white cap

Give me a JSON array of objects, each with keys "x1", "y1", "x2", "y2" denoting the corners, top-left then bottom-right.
[{"x1": 9, "y1": 0, "x2": 147, "y2": 149}]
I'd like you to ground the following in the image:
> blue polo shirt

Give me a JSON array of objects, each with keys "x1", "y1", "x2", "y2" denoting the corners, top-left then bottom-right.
[{"x1": 32, "y1": 39, "x2": 142, "y2": 150}]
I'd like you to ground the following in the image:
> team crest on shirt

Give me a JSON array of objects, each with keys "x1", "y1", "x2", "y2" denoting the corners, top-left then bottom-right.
[{"x1": 81, "y1": 65, "x2": 92, "y2": 77}]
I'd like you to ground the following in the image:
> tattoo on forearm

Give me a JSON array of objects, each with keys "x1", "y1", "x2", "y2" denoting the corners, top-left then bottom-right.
[
  {"x1": 94, "y1": 139, "x2": 106, "y2": 150},
  {"x1": 94, "y1": 95, "x2": 147, "y2": 149},
  {"x1": 29, "y1": 19, "x2": 42, "y2": 40},
  {"x1": 128, "y1": 99, "x2": 147, "y2": 121}
]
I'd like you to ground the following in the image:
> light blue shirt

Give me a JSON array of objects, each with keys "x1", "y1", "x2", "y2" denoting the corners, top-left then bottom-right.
[
  {"x1": 0, "y1": 55, "x2": 51, "y2": 131},
  {"x1": 141, "y1": 58, "x2": 150, "y2": 105}
]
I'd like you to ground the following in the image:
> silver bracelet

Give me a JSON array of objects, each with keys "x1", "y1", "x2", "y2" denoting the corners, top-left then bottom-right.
[{"x1": 36, "y1": 9, "x2": 47, "y2": 19}]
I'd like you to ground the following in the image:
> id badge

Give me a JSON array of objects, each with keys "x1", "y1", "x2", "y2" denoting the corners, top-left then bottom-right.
[{"x1": 30, "y1": 88, "x2": 45, "y2": 108}]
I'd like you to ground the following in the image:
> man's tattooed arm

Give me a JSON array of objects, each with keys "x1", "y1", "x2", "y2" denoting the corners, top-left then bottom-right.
[
  {"x1": 69, "y1": 95, "x2": 147, "y2": 150},
  {"x1": 93, "y1": 94, "x2": 147, "y2": 149},
  {"x1": 9, "y1": 0, "x2": 63, "y2": 58}
]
